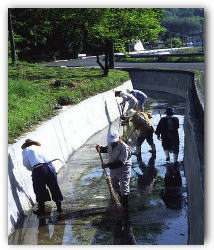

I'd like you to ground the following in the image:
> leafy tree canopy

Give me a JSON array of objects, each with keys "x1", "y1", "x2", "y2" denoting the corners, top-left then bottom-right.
[{"x1": 10, "y1": 8, "x2": 165, "y2": 61}]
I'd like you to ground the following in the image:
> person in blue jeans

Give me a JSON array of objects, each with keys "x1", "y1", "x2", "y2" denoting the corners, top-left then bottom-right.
[
  {"x1": 126, "y1": 89, "x2": 147, "y2": 111},
  {"x1": 21, "y1": 139, "x2": 63, "y2": 215}
]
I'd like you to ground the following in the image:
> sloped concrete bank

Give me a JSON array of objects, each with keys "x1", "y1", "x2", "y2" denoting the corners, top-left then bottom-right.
[
  {"x1": 8, "y1": 80, "x2": 132, "y2": 236},
  {"x1": 129, "y1": 69, "x2": 204, "y2": 244}
]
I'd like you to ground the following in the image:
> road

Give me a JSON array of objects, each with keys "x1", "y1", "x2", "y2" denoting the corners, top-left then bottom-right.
[{"x1": 44, "y1": 56, "x2": 204, "y2": 71}]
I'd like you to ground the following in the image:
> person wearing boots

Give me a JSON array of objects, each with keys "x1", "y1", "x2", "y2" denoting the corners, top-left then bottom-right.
[
  {"x1": 126, "y1": 89, "x2": 147, "y2": 111},
  {"x1": 95, "y1": 131, "x2": 132, "y2": 211},
  {"x1": 155, "y1": 107, "x2": 180, "y2": 166},
  {"x1": 124, "y1": 109, "x2": 156, "y2": 155},
  {"x1": 21, "y1": 139, "x2": 63, "y2": 215},
  {"x1": 114, "y1": 90, "x2": 138, "y2": 115}
]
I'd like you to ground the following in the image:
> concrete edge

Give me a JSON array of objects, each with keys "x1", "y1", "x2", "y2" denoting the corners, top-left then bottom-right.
[{"x1": 8, "y1": 80, "x2": 133, "y2": 236}]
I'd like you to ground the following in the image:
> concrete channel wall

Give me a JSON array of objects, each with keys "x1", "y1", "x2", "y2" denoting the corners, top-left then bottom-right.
[
  {"x1": 129, "y1": 69, "x2": 204, "y2": 245},
  {"x1": 8, "y1": 80, "x2": 133, "y2": 236}
]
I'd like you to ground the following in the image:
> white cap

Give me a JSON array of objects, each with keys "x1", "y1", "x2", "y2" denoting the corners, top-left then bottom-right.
[
  {"x1": 125, "y1": 109, "x2": 137, "y2": 118},
  {"x1": 108, "y1": 131, "x2": 119, "y2": 143},
  {"x1": 126, "y1": 89, "x2": 131, "y2": 93}
]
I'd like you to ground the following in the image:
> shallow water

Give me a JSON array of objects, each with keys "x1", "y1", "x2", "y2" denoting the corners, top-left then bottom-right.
[{"x1": 9, "y1": 91, "x2": 188, "y2": 245}]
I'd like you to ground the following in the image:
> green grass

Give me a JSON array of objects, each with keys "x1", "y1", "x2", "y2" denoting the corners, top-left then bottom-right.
[
  {"x1": 8, "y1": 62, "x2": 130, "y2": 143},
  {"x1": 115, "y1": 56, "x2": 204, "y2": 63},
  {"x1": 195, "y1": 70, "x2": 204, "y2": 95}
]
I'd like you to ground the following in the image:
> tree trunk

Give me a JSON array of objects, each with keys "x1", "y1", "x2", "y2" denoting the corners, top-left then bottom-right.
[
  {"x1": 96, "y1": 41, "x2": 112, "y2": 76},
  {"x1": 8, "y1": 9, "x2": 16, "y2": 66},
  {"x1": 107, "y1": 40, "x2": 114, "y2": 69},
  {"x1": 103, "y1": 51, "x2": 109, "y2": 76},
  {"x1": 96, "y1": 55, "x2": 105, "y2": 71}
]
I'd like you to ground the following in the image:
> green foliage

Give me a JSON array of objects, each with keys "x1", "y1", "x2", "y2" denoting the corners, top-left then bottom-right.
[
  {"x1": 8, "y1": 63, "x2": 130, "y2": 143},
  {"x1": 87, "y1": 8, "x2": 165, "y2": 52},
  {"x1": 171, "y1": 37, "x2": 184, "y2": 47},
  {"x1": 162, "y1": 8, "x2": 204, "y2": 34},
  {"x1": 115, "y1": 56, "x2": 204, "y2": 63},
  {"x1": 10, "y1": 8, "x2": 165, "y2": 62}
]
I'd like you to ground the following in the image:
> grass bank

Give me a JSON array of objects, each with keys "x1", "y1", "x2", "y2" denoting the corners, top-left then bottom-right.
[
  {"x1": 8, "y1": 62, "x2": 129, "y2": 143},
  {"x1": 115, "y1": 56, "x2": 204, "y2": 63}
]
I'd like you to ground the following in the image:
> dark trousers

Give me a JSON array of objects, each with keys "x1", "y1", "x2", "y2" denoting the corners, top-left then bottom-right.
[
  {"x1": 162, "y1": 132, "x2": 179, "y2": 154},
  {"x1": 32, "y1": 163, "x2": 63, "y2": 203},
  {"x1": 137, "y1": 126, "x2": 154, "y2": 147}
]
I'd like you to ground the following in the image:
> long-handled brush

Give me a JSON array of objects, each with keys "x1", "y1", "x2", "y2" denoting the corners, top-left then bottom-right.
[{"x1": 97, "y1": 151, "x2": 123, "y2": 212}]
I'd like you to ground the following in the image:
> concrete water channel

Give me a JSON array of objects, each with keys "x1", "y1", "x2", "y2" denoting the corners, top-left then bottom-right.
[{"x1": 9, "y1": 90, "x2": 188, "y2": 245}]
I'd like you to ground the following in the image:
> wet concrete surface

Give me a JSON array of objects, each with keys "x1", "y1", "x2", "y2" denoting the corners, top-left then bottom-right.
[{"x1": 8, "y1": 91, "x2": 188, "y2": 245}]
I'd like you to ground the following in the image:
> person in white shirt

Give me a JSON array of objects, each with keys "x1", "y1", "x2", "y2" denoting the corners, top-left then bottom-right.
[
  {"x1": 126, "y1": 89, "x2": 147, "y2": 111},
  {"x1": 115, "y1": 90, "x2": 138, "y2": 114},
  {"x1": 21, "y1": 139, "x2": 63, "y2": 215}
]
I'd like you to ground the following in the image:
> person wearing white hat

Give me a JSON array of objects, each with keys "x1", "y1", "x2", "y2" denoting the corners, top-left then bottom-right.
[
  {"x1": 125, "y1": 109, "x2": 156, "y2": 155},
  {"x1": 126, "y1": 89, "x2": 147, "y2": 111},
  {"x1": 95, "y1": 131, "x2": 132, "y2": 210}
]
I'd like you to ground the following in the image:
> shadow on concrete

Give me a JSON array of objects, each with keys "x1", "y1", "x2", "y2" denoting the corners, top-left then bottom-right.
[
  {"x1": 104, "y1": 100, "x2": 111, "y2": 124},
  {"x1": 8, "y1": 154, "x2": 34, "y2": 228}
]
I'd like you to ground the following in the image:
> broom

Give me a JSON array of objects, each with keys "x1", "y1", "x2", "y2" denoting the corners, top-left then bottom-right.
[{"x1": 97, "y1": 151, "x2": 123, "y2": 212}]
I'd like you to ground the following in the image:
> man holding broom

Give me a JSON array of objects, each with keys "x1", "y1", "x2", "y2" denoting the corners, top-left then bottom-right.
[{"x1": 95, "y1": 131, "x2": 132, "y2": 211}]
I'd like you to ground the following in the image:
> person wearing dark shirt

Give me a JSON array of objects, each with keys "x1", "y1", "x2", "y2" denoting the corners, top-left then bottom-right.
[{"x1": 155, "y1": 107, "x2": 179, "y2": 165}]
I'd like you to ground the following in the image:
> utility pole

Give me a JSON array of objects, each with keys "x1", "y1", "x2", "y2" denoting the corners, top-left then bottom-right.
[{"x1": 8, "y1": 9, "x2": 16, "y2": 66}]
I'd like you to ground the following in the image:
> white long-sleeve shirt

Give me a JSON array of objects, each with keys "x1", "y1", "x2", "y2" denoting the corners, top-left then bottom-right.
[
  {"x1": 119, "y1": 92, "x2": 138, "y2": 106},
  {"x1": 22, "y1": 145, "x2": 51, "y2": 171}
]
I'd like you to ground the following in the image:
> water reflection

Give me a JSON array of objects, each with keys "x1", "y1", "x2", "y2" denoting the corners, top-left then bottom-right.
[
  {"x1": 135, "y1": 154, "x2": 158, "y2": 193},
  {"x1": 37, "y1": 214, "x2": 64, "y2": 245},
  {"x1": 113, "y1": 214, "x2": 136, "y2": 245},
  {"x1": 9, "y1": 91, "x2": 188, "y2": 245},
  {"x1": 160, "y1": 165, "x2": 183, "y2": 210}
]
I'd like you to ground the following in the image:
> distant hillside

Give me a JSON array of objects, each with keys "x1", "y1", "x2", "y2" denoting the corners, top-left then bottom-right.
[{"x1": 162, "y1": 8, "x2": 204, "y2": 34}]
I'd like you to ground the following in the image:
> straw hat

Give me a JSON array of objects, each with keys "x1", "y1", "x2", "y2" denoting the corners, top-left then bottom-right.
[{"x1": 21, "y1": 139, "x2": 41, "y2": 149}]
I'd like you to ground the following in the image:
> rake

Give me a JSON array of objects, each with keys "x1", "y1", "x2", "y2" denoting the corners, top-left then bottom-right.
[{"x1": 97, "y1": 151, "x2": 123, "y2": 212}]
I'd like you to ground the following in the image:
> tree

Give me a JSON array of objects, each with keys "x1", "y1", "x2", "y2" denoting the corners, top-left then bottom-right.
[
  {"x1": 162, "y1": 8, "x2": 204, "y2": 34},
  {"x1": 8, "y1": 9, "x2": 17, "y2": 65},
  {"x1": 10, "y1": 8, "x2": 165, "y2": 74},
  {"x1": 85, "y1": 8, "x2": 165, "y2": 75}
]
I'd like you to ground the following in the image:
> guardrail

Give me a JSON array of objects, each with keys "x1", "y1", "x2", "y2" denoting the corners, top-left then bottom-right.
[{"x1": 115, "y1": 52, "x2": 204, "y2": 58}]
